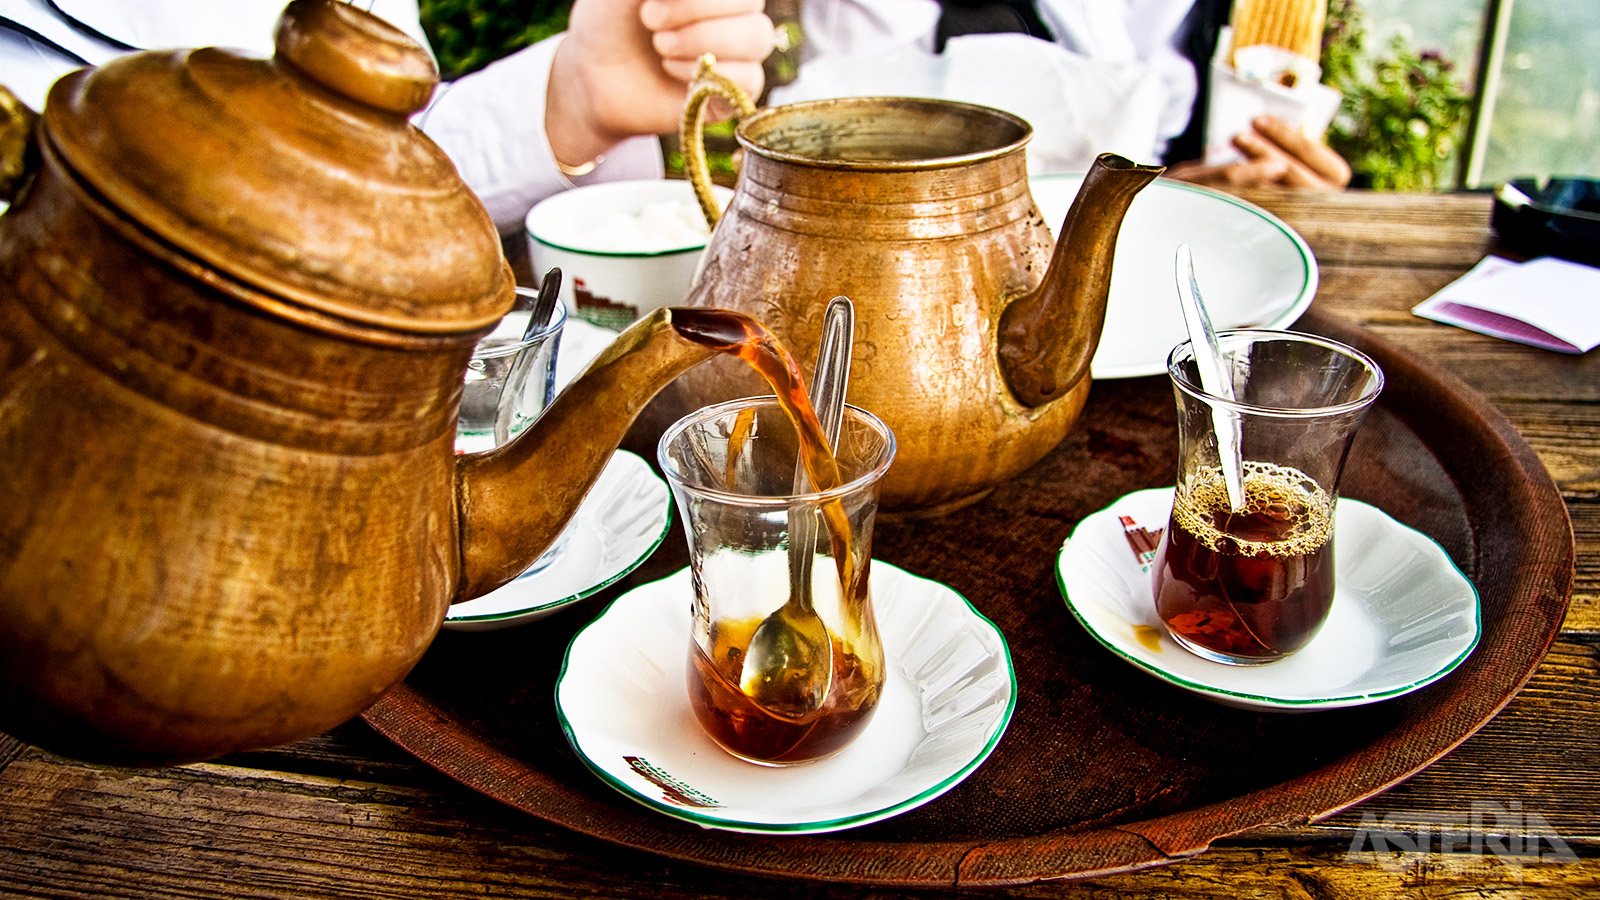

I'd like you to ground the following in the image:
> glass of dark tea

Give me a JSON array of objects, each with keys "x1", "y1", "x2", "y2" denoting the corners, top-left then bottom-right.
[
  {"x1": 1152, "y1": 331, "x2": 1384, "y2": 665},
  {"x1": 658, "y1": 396, "x2": 896, "y2": 765}
]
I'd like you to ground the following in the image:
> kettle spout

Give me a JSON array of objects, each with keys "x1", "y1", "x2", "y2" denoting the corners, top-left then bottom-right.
[
  {"x1": 999, "y1": 153, "x2": 1163, "y2": 407},
  {"x1": 453, "y1": 308, "x2": 718, "y2": 599}
]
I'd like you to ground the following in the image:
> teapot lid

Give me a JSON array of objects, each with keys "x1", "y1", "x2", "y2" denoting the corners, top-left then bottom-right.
[{"x1": 40, "y1": 0, "x2": 509, "y2": 335}]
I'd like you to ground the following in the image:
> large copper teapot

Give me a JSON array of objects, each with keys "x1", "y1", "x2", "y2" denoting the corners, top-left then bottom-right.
[
  {"x1": 673, "y1": 62, "x2": 1162, "y2": 512},
  {"x1": 0, "y1": 1, "x2": 723, "y2": 763}
]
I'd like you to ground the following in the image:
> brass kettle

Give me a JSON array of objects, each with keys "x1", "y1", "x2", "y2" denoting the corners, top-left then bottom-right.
[
  {"x1": 0, "y1": 1, "x2": 723, "y2": 763},
  {"x1": 674, "y1": 62, "x2": 1163, "y2": 512}
]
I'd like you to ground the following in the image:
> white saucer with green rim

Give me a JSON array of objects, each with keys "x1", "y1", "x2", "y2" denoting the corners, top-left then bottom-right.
[
  {"x1": 1056, "y1": 488, "x2": 1481, "y2": 711},
  {"x1": 555, "y1": 562, "x2": 1016, "y2": 834},
  {"x1": 442, "y1": 449, "x2": 671, "y2": 631},
  {"x1": 1031, "y1": 174, "x2": 1317, "y2": 380}
]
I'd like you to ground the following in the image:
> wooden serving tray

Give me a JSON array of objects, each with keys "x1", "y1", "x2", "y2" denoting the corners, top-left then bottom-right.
[{"x1": 363, "y1": 310, "x2": 1574, "y2": 887}]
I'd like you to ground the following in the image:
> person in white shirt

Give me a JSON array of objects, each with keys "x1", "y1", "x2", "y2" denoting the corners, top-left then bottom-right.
[
  {"x1": 772, "y1": 0, "x2": 1349, "y2": 190},
  {"x1": 0, "y1": 0, "x2": 775, "y2": 232}
]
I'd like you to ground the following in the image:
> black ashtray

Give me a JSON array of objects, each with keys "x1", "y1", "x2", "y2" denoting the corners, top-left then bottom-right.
[{"x1": 1491, "y1": 177, "x2": 1600, "y2": 267}]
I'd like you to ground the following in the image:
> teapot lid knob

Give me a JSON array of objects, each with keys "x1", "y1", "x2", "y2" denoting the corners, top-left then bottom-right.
[{"x1": 273, "y1": 0, "x2": 437, "y2": 117}]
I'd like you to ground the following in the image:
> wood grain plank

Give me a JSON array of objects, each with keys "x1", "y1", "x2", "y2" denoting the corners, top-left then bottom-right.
[
  {"x1": 0, "y1": 745, "x2": 1593, "y2": 900},
  {"x1": 1315, "y1": 262, "x2": 1469, "y2": 316},
  {"x1": 1066, "y1": 844, "x2": 1599, "y2": 900},
  {"x1": 1486, "y1": 402, "x2": 1600, "y2": 493},
  {"x1": 0, "y1": 732, "x2": 24, "y2": 776},
  {"x1": 1240, "y1": 189, "x2": 1499, "y2": 271},
  {"x1": 1559, "y1": 502, "x2": 1600, "y2": 634},
  {"x1": 1260, "y1": 641, "x2": 1600, "y2": 843}
]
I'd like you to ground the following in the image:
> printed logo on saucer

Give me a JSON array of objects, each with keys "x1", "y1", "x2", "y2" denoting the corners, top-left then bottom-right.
[
  {"x1": 624, "y1": 756, "x2": 721, "y2": 808},
  {"x1": 1119, "y1": 514, "x2": 1163, "y2": 573}
]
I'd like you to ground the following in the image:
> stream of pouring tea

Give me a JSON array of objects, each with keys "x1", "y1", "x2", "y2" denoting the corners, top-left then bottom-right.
[
  {"x1": 670, "y1": 308, "x2": 856, "y2": 592},
  {"x1": 669, "y1": 308, "x2": 880, "y2": 762}
]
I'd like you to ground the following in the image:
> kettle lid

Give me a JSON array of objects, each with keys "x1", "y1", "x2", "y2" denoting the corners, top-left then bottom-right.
[{"x1": 40, "y1": 0, "x2": 509, "y2": 334}]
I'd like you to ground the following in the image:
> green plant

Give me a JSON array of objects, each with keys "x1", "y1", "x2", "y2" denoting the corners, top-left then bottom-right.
[
  {"x1": 1320, "y1": 0, "x2": 1471, "y2": 191},
  {"x1": 419, "y1": 0, "x2": 572, "y2": 80}
]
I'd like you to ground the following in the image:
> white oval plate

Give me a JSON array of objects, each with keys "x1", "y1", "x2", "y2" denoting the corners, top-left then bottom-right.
[
  {"x1": 442, "y1": 449, "x2": 671, "y2": 631},
  {"x1": 555, "y1": 563, "x2": 1016, "y2": 833},
  {"x1": 1056, "y1": 488, "x2": 1481, "y2": 711},
  {"x1": 1031, "y1": 174, "x2": 1318, "y2": 380},
  {"x1": 444, "y1": 319, "x2": 667, "y2": 631}
]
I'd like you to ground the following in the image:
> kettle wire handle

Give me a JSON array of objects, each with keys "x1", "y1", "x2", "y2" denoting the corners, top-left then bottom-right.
[{"x1": 679, "y1": 54, "x2": 757, "y2": 230}]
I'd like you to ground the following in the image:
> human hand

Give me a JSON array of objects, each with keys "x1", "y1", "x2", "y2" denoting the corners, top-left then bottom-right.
[
  {"x1": 1167, "y1": 115, "x2": 1352, "y2": 191},
  {"x1": 546, "y1": 0, "x2": 773, "y2": 170}
]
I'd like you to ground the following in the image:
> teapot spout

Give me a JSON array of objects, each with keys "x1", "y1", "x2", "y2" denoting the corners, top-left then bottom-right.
[
  {"x1": 999, "y1": 153, "x2": 1162, "y2": 408},
  {"x1": 453, "y1": 308, "x2": 718, "y2": 599}
]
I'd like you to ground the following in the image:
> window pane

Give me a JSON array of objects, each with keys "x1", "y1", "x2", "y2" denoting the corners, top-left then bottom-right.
[
  {"x1": 1479, "y1": 1, "x2": 1600, "y2": 183},
  {"x1": 1359, "y1": 0, "x2": 1486, "y2": 86}
]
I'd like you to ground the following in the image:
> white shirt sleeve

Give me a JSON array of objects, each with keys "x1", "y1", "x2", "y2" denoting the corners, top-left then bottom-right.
[{"x1": 417, "y1": 33, "x2": 665, "y2": 236}]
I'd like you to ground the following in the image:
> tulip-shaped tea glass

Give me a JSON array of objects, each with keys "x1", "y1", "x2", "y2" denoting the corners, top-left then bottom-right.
[
  {"x1": 658, "y1": 396, "x2": 896, "y2": 765},
  {"x1": 1152, "y1": 330, "x2": 1384, "y2": 665},
  {"x1": 456, "y1": 291, "x2": 566, "y2": 453},
  {"x1": 457, "y1": 291, "x2": 567, "y2": 570}
]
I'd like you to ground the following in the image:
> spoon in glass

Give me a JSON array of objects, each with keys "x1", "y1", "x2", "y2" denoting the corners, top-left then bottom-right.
[
  {"x1": 1175, "y1": 244, "x2": 1246, "y2": 511},
  {"x1": 738, "y1": 295, "x2": 854, "y2": 714},
  {"x1": 493, "y1": 267, "x2": 563, "y2": 446}
]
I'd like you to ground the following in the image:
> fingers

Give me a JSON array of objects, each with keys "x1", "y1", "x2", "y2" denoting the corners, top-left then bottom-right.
[
  {"x1": 644, "y1": 0, "x2": 772, "y2": 106},
  {"x1": 1168, "y1": 115, "x2": 1351, "y2": 193},
  {"x1": 1244, "y1": 116, "x2": 1352, "y2": 189},
  {"x1": 651, "y1": 13, "x2": 776, "y2": 67},
  {"x1": 1165, "y1": 158, "x2": 1287, "y2": 190},
  {"x1": 1229, "y1": 157, "x2": 1292, "y2": 186},
  {"x1": 659, "y1": 57, "x2": 765, "y2": 97},
  {"x1": 640, "y1": 0, "x2": 767, "y2": 33},
  {"x1": 1217, "y1": 157, "x2": 1292, "y2": 187},
  {"x1": 1166, "y1": 143, "x2": 1292, "y2": 191},
  {"x1": 553, "y1": 0, "x2": 770, "y2": 145},
  {"x1": 1226, "y1": 132, "x2": 1309, "y2": 189}
]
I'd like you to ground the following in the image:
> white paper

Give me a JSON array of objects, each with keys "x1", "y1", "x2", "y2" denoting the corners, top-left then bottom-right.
[
  {"x1": 1413, "y1": 256, "x2": 1600, "y2": 353},
  {"x1": 1202, "y1": 32, "x2": 1341, "y2": 166}
]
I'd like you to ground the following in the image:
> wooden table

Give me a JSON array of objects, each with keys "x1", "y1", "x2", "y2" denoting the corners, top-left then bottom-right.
[{"x1": 1, "y1": 189, "x2": 1595, "y2": 898}]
